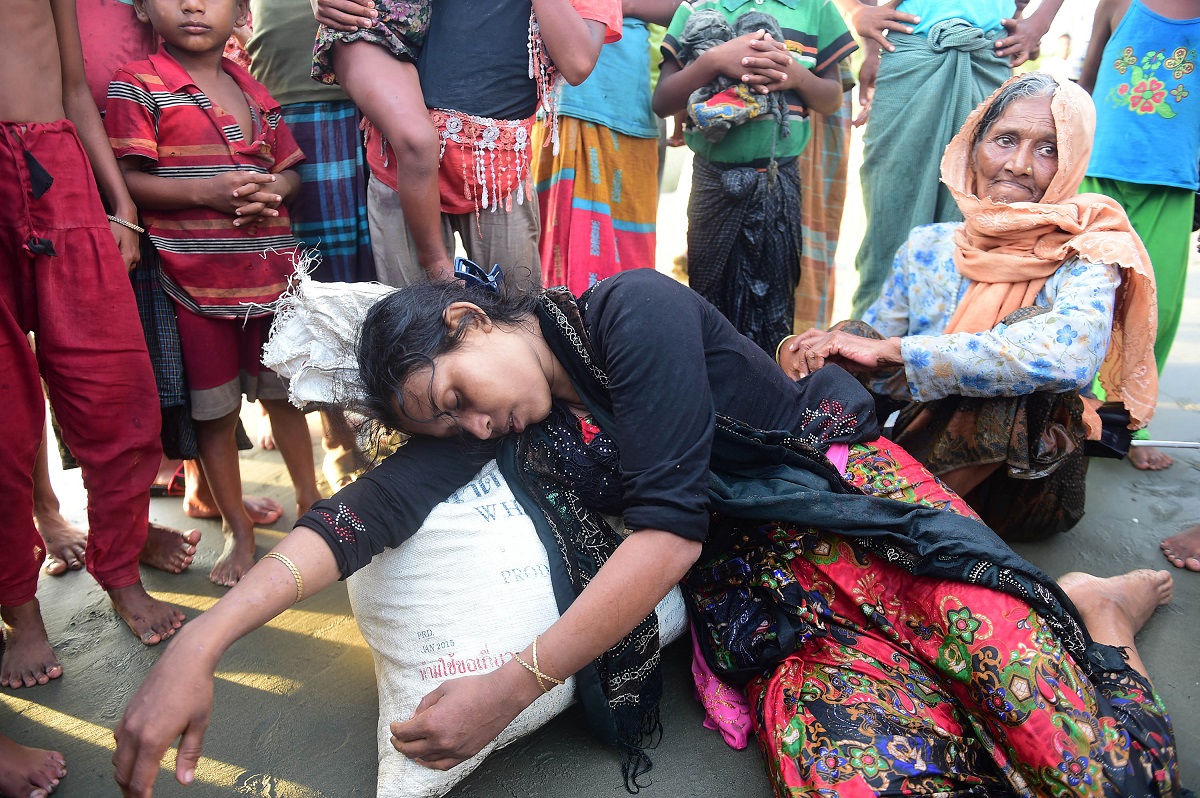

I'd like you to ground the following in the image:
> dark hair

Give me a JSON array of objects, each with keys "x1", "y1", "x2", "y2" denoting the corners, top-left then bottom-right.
[
  {"x1": 972, "y1": 72, "x2": 1059, "y2": 150},
  {"x1": 357, "y1": 281, "x2": 539, "y2": 433}
]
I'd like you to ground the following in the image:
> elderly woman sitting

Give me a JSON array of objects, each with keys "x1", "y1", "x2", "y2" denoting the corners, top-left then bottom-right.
[{"x1": 784, "y1": 72, "x2": 1158, "y2": 540}]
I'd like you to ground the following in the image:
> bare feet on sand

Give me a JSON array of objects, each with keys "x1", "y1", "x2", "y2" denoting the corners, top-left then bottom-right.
[
  {"x1": 209, "y1": 530, "x2": 256, "y2": 588},
  {"x1": 0, "y1": 733, "x2": 66, "y2": 797},
  {"x1": 1129, "y1": 445, "x2": 1173, "y2": 471},
  {"x1": 33, "y1": 509, "x2": 86, "y2": 577},
  {"x1": 108, "y1": 584, "x2": 184, "y2": 646},
  {"x1": 1058, "y1": 569, "x2": 1172, "y2": 676},
  {"x1": 1161, "y1": 524, "x2": 1200, "y2": 572},
  {"x1": 181, "y1": 460, "x2": 284, "y2": 524},
  {"x1": 1, "y1": 601, "x2": 62, "y2": 689},
  {"x1": 139, "y1": 525, "x2": 202, "y2": 574}
]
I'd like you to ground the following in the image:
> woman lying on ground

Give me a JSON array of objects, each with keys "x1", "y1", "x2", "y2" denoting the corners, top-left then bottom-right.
[
  {"x1": 113, "y1": 263, "x2": 1181, "y2": 797},
  {"x1": 783, "y1": 72, "x2": 1158, "y2": 542}
]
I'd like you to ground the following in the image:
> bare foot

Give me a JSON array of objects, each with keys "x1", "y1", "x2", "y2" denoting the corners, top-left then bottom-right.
[
  {"x1": 0, "y1": 601, "x2": 62, "y2": 689},
  {"x1": 139, "y1": 525, "x2": 202, "y2": 574},
  {"x1": 107, "y1": 584, "x2": 185, "y2": 646},
  {"x1": 1128, "y1": 445, "x2": 1173, "y2": 471},
  {"x1": 1058, "y1": 569, "x2": 1173, "y2": 641},
  {"x1": 33, "y1": 509, "x2": 86, "y2": 577},
  {"x1": 1161, "y1": 524, "x2": 1200, "y2": 572},
  {"x1": 257, "y1": 403, "x2": 276, "y2": 450},
  {"x1": 184, "y1": 494, "x2": 283, "y2": 525},
  {"x1": 0, "y1": 733, "x2": 66, "y2": 797},
  {"x1": 209, "y1": 531, "x2": 257, "y2": 588}
]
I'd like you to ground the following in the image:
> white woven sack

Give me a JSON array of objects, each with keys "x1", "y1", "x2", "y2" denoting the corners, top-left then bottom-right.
[
  {"x1": 347, "y1": 460, "x2": 688, "y2": 798},
  {"x1": 261, "y1": 278, "x2": 393, "y2": 407}
]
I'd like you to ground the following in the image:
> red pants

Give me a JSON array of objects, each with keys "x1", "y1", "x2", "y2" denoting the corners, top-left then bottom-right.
[{"x1": 0, "y1": 120, "x2": 160, "y2": 604}]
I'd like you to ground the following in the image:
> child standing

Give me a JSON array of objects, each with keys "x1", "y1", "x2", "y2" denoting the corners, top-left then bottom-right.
[
  {"x1": 106, "y1": 0, "x2": 322, "y2": 587},
  {"x1": 653, "y1": 0, "x2": 856, "y2": 355},
  {"x1": 316, "y1": 0, "x2": 622, "y2": 292},
  {"x1": 1080, "y1": 0, "x2": 1199, "y2": 473}
]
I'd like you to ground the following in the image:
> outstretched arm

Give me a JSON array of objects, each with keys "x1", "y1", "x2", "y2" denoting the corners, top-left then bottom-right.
[{"x1": 113, "y1": 528, "x2": 342, "y2": 798}]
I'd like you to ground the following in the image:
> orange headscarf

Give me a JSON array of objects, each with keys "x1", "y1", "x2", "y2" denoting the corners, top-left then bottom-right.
[{"x1": 939, "y1": 73, "x2": 1158, "y2": 432}]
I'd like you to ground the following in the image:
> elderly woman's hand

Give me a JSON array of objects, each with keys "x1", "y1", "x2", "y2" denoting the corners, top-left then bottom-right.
[{"x1": 780, "y1": 330, "x2": 904, "y2": 379}]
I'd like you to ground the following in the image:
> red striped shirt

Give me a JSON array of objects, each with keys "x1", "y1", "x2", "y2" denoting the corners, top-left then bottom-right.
[{"x1": 106, "y1": 51, "x2": 304, "y2": 317}]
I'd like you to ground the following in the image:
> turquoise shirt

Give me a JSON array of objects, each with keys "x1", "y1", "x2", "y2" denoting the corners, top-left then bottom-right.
[
  {"x1": 557, "y1": 19, "x2": 659, "y2": 139},
  {"x1": 902, "y1": 0, "x2": 1013, "y2": 36}
]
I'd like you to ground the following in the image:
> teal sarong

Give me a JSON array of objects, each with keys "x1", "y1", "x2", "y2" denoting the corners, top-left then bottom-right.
[{"x1": 851, "y1": 19, "x2": 1010, "y2": 318}]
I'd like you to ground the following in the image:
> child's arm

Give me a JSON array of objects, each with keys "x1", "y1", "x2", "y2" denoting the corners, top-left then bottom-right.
[
  {"x1": 532, "y1": 0, "x2": 613, "y2": 86},
  {"x1": 653, "y1": 31, "x2": 794, "y2": 117},
  {"x1": 1079, "y1": 0, "x2": 1118, "y2": 94},
  {"x1": 50, "y1": 0, "x2": 141, "y2": 269},
  {"x1": 622, "y1": 0, "x2": 680, "y2": 26},
  {"x1": 748, "y1": 41, "x2": 843, "y2": 116}
]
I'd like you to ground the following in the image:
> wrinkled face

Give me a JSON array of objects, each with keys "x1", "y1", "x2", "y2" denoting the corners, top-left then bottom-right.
[
  {"x1": 135, "y1": 0, "x2": 246, "y2": 54},
  {"x1": 971, "y1": 94, "x2": 1059, "y2": 204},
  {"x1": 392, "y1": 321, "x2": 554, "y2": 440}
]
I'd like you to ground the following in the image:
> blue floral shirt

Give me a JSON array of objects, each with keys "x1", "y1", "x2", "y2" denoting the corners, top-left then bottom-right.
[{"x1": 863, "y1": 223, "x2": 1120, "y2": 402}]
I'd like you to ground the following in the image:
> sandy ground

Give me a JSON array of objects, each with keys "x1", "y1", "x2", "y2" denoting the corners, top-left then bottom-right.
[{"x1": 2, "y1": 139, "x2": 1198, "y2": 798}]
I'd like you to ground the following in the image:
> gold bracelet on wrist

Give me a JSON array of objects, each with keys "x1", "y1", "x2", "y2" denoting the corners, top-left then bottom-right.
[
  {"x1": 512, "y1": 636, "x2": 565, "y2": 694},
  {"x1": 775, "y1": 334, "x2": 798, "y2": 364},
  {"x1": 106, "y1": 214, "x2": 145, "y2": 234},
  {"x1": 263, "y1": 551, "x2": 303, "y2": 604}
]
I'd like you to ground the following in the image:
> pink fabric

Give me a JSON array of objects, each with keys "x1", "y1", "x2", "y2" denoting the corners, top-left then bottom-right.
[
  {"x1": 690, "y1": 625, "x2": 751, "y2": 749},
  {"x1": 826, "y1": 442, "x2": 849, "y2": 474}
]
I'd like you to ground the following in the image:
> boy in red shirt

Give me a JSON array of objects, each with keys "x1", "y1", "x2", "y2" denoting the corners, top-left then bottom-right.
[{"x1": 106, "y1": 0, "x2": 322, "y2": 588}]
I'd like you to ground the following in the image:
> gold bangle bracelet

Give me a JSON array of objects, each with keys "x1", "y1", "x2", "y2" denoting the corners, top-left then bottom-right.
[
  {"x1": 775, "y1": 334, "x2": 797, "y2": 364},
  {"x1": 263, "y1": 551, "x2": 303, "y2": 604},
  {"x1": 513, "y1": 636, "x2": 565, "y2": 694},
  {"x1": 106, "y1": 214, "x2": 145, "y2": 234}
]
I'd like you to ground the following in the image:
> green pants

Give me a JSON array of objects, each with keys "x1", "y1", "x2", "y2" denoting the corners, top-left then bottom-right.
[{"x1": 1080, "y1": 176, "x2": 1195, "y2": 372}]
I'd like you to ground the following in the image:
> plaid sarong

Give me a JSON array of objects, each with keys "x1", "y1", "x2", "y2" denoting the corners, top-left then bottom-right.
[
  {"x1": 687, "y1": 156, "x2": 802, "y2": 355},
  {"x1": 132, "y1": 240, "x2": 197, "y2": 460},
  {"x1": 281, "y1": 101, "x2": 375, "y2": 283},
  {"x1": 793, "y1": 73, "x2": 852, "y2": 332}
]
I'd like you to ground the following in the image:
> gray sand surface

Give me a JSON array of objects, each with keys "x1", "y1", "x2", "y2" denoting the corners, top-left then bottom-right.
[{"x1": 3, "y1": 145, "x2": 1197, "y2": 798}]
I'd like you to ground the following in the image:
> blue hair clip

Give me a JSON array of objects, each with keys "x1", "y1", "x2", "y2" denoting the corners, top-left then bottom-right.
[{"x1": 454, "y1": 257, "x2": 503, "y2": 294}]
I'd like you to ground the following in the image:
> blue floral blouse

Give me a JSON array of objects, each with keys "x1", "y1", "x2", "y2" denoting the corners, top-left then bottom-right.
[{"x1": 862, "y1": 222, "x2": 1120, "y2": 402}]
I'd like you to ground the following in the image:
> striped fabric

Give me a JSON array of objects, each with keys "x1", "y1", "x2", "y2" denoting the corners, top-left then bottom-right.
[
  {"x1": 105, "y1": 51, "x2": 304, "y2": 318},
  {"x1": 793, "y1": 85, "x2": 852, "y2": 332},
  {"x1": 280, "y1": 101, "x2": 375, "y2": 283},
  {"x1": 534, "y1": 117, "x2": 658, "y2": 295}
]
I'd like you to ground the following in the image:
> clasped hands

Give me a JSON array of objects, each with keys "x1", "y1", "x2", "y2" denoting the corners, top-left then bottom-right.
[
  {"x1": 706, "y1": 30, "x2": 798, "y2": 95},
  {"x1": 779, "y1": 328, "x2": 904, "y2": 381}
]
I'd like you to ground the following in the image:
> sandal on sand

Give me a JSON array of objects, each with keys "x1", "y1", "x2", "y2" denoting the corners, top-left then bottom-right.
[{"x1": 149, "y1": 463, "x2": 186, "y2": 498}]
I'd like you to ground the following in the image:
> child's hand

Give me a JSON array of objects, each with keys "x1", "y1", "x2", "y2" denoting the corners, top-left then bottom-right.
[
  {"x1": 703, "y1": 31, "x2": 793, "y2": 93},
  {"x1": 232, "y1": 184, "x2": 286, "y2": 229},
  {"x1": 201, "y1": 171, "x2": 279, "y2": 219},
  {"x1": 315, "y1": 0, "x2": 377, "y2": 31},
  {"x1": 109, "y1": 220, "x2": 142, "y2": 271},
  {"x1": 741, "y1": 35, "x2": 796, "y2": 93},
  {"x1": 845, "y1": 0, "x2": 919, "y2": 53}
]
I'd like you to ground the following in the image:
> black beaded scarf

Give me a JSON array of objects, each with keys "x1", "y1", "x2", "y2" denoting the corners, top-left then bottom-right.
[{"x1": 500, "y1": 286, "x2": 663, "y2": 793}]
